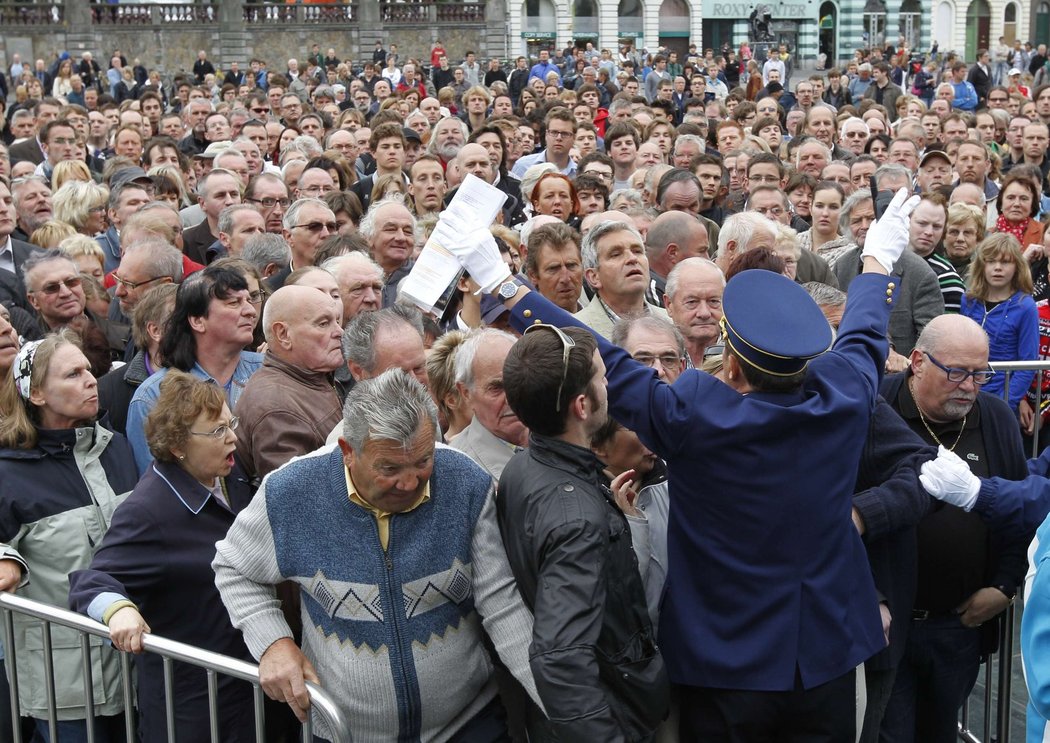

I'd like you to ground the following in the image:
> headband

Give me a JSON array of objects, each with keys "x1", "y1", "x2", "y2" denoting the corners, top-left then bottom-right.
[{"x1": 13, "y1": 339, "x2": 44, "y2": 400}]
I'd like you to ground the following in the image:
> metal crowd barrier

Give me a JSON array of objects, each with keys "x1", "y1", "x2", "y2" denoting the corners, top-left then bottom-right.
[
  {"x1": 956, "y1": 359, "x2": 1050, "y2": 742},
  {"x1": 0, "y1": 592, "x2": 352, "y2": 743}
]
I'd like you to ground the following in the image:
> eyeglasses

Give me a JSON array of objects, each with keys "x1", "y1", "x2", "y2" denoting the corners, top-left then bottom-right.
[
  {"x1": 924, "y1": 352, "x2": 994, "y2": 385},
  {"x1": 632, "y1": 352, "x2": 683, "y2": 369},
  {"x1": 112, "y1": 273, "x2": 166, "y2": 291},
  {"x1": 248, "y1": 290, "x2": 264, "y2": 305},
  {"x1": 88, "y1": 205, "x2": 107, "y2": 214},
  {"x1": 49, "y1": 137, "x2": 77, "y2": 146},
  {"x1": 32, "y1": 276, "x2": 82, "y2": 295},
  {"x1": 189, "y1": 417, "x2": 239, "y2": 439},
  {"x1": 292, "y1": 221, "x2": 338, "y2": 233},
  {"x1": 246, "y1": 197, "x2": 290, "y2": 209},
  {"x1": 752, "y1": 206, "x2": 785, "y2": 217},
  {"x1": 523, "y1": 323, "x2": 576, "y2": 412},
  {"x1": 547, "y1": 129, "x2": 574, "y2": 139}
]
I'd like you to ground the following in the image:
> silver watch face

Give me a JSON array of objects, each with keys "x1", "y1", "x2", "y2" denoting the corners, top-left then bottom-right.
[{"x1": 499, "y1": 282, "x2": 517, "y2": 299}]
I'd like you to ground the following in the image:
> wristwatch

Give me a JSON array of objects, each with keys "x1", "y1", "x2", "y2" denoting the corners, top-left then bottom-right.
[{"x1": 497, "y1": 280, "x2": 519, "y2": 301}]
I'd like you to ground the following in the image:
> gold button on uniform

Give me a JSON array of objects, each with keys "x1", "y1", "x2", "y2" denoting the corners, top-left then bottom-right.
[
  {"x1": 887, "y1": 283, "x2": 895, "y2": 290},
  {"x1": 523, "y1": 309, "x2": 532, "y2": 318},
  {"x1": 886, "y1": 298, "x2": 893, "y2": 304},
  {"x1": 533, "y1": 318, "x2": 542, "y2": 325}
]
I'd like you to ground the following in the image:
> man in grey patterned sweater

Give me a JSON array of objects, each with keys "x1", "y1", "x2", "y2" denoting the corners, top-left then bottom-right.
[{"x1": 214, "y1": 369, "x2": 543, "y2": 742}]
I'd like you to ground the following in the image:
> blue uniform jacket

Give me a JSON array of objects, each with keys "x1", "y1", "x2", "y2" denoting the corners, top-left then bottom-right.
[{"x1": 508, "y1": 272, "x2": 896, "y2": 691}]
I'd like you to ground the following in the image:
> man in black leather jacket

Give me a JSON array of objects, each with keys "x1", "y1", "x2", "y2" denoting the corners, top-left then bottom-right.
[{"x1": 497, "y1": 324, "x2": 668, "y2": 742}]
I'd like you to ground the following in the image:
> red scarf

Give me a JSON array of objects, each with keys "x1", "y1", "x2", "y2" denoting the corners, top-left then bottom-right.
[{"x1": 996, "y1": 213, "x2": 1029, "y2": 242}]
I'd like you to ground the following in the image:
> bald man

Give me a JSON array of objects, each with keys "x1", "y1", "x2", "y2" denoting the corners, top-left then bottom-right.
[
  {"x1": 234, "y1": 285, "x2": 344, "y2": 480},
  {"x1": 644, "y1": 210, "x2": 710, "y2": 305}
]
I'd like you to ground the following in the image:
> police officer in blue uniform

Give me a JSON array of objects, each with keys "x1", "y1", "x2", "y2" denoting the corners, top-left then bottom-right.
[{"x1": 449, "y1": 188, "x2": 921, "y2": 741}]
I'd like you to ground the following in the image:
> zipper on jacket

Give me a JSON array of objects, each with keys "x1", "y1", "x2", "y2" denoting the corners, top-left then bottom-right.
[{"x1": 382, "y1": 520, "x2": 417, "y2": 738}]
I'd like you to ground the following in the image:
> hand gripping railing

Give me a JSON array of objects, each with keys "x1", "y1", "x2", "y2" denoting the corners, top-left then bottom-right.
[
  {"x1": 955, "y1": 359, "x2": 1050, "y2": 743},
  {"x1": 0, "y1": 592, "x2": 352, "y2": 743}
]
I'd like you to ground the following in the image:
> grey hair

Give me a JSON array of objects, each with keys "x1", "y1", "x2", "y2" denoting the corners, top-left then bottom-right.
[
  {"x1": 218, "y1": 204, "x2": 259, "y2": 235},
  {"x1": 581, "y1": 220, "x2": 644, "y2": 270},
  {"x1": 288, "y1": 135, "x2": 324, "y2": 159},
  {"x1": 610, "y1": 314, "x2": 686, "y2": 359},
  {"x1": 426, "y1": 118, "x2": 468, "y2": 156},
  {"x1": 22, "y1": 252, "x2": 79, "y2": 292},
  {"x1": 803, "y1": 281, "x2": 846, "y2": 307},
  {"x1": 320, "y1": 251, "x2": 384, "y2": 280},
  {"x1": 213, "y1": 149, "x2": 247, "y2": 171},
  {"x1": 794, "y1": 139, "x2": 832, "y2": 167},
  {"x1": 717, "y1": 212, "x2": 778, "y2": 258},
  {"x1": 665, "y1": 257, "x2": 724, "y2": 299},
  {"x1": 121, "y1": 239, "x2": 183, "y2": 282},
  {"x1": 453, "y1": 328, "x2": 517, "y2": 390},
  {"x1": 241, "y1": 233, "x2": 291, "y2": 273},
  {"x1": 359, "y1": 196, "x2": 416, "y2": 243},
  {"x1": 873, "y1": 163, "x2": 913, "y2": 188},
  {"x1": 198, "y1": 167, "x2": 242, "y2": 199},
  {"x1": 840, "y1": 117, "x2": 870, "y2": 137},
  {"x1": 341, "y1": 303, "x2": 424, "y2": 370},
  {"x1": 282, "y1": 197, "x2": 331, "y2": 232},
  {"x1": 519, "y1": 162, "x2": 557, "y2": 203},
  {"x1": 839, "y1": 189, "x2": 873, "y2": 238},
  {"x1": 609, "y1": 188, "x2": 645, "y2": 211},
  {"x1": 673, "y1": 134, "x2": 705, "y2": 154},
  {"x1": 341, "y1": 368, "x2": 439, "y2": 453}
]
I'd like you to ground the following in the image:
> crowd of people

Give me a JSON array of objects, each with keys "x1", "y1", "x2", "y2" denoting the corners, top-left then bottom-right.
[{"x1": 7, "y1": 31, "x2": 1050, "y2": 743}]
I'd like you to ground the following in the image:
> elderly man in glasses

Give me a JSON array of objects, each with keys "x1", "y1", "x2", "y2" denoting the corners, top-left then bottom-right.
[
  {"x1": 265, "y1": 197, "x2": 337, "y2": 291},
  {"x1": 23, "y1": 252, "x2": 126, "y2": 354},
  {"x1": 877, "y1": 313, "x2": 1031, "y2": 743}
]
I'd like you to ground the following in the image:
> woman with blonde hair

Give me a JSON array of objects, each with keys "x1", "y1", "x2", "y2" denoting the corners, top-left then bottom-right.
[
  {"x1": 370, "y1": 172, "x2": 407, "y2": 205},
  {"x1": 426, "y1": 330, "x2": 473, "y2": 439},
  {"x1": 52, "y1": 180, "x2": 110, "y2": 236},
  {"x1": 50, "y1": 160, "x2": 92, "y2": 192},
  {"x1": 944, "y1": 202, "x2": 986, "y2": 281},
  {"x1": 59, "y1": 233, "x2": 107, "y2": 282},
  {"x1": 28, "y1": 220, "x2": 77, "y2": 249},
  {"x1": 961, "y1": 233, "x2": 1038, "y2": 413},
  {"x1": 51, "y1": 57, "x2": 74, "y2": 98},
  {"x1": 147, "y1": 164, "x2": 193, "y2": 208},
  {"x1": 0, "y1": 330, "x2": 138, "y2": 740}
]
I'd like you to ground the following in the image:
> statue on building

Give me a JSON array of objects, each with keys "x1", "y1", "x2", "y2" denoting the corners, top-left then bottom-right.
[{"x1": 749, "y1": 4, "x2": 775, "y2": 41}]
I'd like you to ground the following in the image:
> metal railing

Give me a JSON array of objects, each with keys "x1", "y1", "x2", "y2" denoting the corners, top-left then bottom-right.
[
  {"x1": 0, "y1": 592, "x2": 352, "y2": 743},
  {"x1": 242, "y1": 2, "x2": 354, "y2": 24},
  {"x1": 955, "y1": 359, "x2": 1050, "y2": 742}
]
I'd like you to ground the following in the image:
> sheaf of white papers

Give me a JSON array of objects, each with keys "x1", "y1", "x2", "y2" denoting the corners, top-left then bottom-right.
[{"x1": 400, "y1": 173, "x2": 507, "y2": 313}]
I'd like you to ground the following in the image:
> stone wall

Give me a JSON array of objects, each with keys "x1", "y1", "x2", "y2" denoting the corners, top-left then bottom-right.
[{"x1": 0, "y1": 0, "x2": 506, "y2": 76}]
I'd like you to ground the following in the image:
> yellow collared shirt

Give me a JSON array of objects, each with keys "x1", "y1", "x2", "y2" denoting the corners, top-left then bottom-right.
[{"x1": 344, "y1": 465, "x2": 430, "y2": 551}]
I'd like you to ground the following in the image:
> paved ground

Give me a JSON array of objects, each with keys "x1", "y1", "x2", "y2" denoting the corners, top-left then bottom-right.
[{"x1": 960, "y1": 604, "x2": 1028, "y2": 742}]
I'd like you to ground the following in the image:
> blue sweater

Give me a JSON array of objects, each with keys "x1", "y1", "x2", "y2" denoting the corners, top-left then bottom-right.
[
  {"x1": 961, "y1": 290, "x2": 1039, "y2": 409},
  {"x1": 213, "y1": 444, "x2": 539, "y2": 741}
]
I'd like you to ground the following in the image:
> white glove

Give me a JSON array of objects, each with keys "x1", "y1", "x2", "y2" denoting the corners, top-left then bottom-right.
[
  {"x1": 445, "y1": 228, "x2": 512, "y2": 294},
  {"x1": 919, "y1": 445, "x2": 981, "y2": 511},
  {"x1": 861, "y1": 188, "x2": 922, "y2": 273}
]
